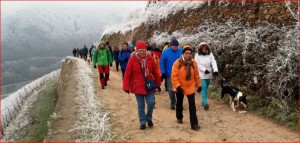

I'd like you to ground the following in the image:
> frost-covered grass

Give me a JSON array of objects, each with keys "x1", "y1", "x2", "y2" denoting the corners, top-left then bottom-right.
[
  {"x1": 1, "y1": 70, "x2": 60, "y2": 141},
  {"x1": 149, "y1": 18, "x2": 298, "y2": 101},
  {"x1": 15, "y1": 80, "x2": 58, "y2": 142},
  {"x1": 66, "y1": 57, "x2": 113, "y2": 142},
  {"x1": 102, "y1": 1, "x2": 205, "y2": 37}
]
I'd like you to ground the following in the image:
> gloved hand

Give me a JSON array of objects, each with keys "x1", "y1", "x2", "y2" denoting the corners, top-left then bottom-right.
[
  {"x1": 124, "y1": 90, "x2": 130, "y2": 94},
  {"x1": 94, "y1": 65, "x2": 97, "y2": 69},
  {"x1": 162, "y1": 73, "x2": 167, "y2": 79},
  {"x1": 176, "y1": 86, "x2": 183, "y2": 93},
  {"x1": 213, "y1": 72, "x2": 218, "y2": 77},
  {"x1": 124, "y1": 58, "x2": 129, "y2": 62},
  {"x1": 197, "y1": 87, "x2": 202, "y2": 93},
  {"x1": 157, "y1": 87, "x2": 161, "y2": 92},
  {"x1": 205, "y1": 70, "x2": 210, "y2": 74},
  {"x1": 110, "y1": 63, "x2": 113, "y2": 67}
]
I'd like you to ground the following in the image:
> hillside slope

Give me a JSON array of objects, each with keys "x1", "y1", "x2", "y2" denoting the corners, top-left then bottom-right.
[{"x1": 101, "y1": 1, "x2": 298, "y2": 120}]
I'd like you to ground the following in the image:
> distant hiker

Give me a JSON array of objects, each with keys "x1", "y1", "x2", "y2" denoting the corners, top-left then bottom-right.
[
  {"x1": 129, "y1": 43, "x2": 135, "y2": 52},
  {"x1": 194, "y1": 42, "x2": 218, "y2": 111},
  {"x1": 112, "y1": 46, "x2": 120, "y2": 72},
  {"x1": 123, "y1": 41, "x2": 161, "y2": 130},
  {"x1": 106, "y1": 42, "x2": 113, "y2": 67},
  {"x1": 163, "y1": 42, "x2": 170, "y2": 51},
  {"x1": 171, "y1": 45, "x2": 201, "y2": 130},
  {"x1": 147, "y1": 46, "x2": 161, "y2": 92},
  {"x1": 89, "y1": 45, "x2": 95, "y2": 62},
  {"x1": 93, "y1": 40, "x2": 113, "y2": 89},
  {"x1": 151, "y1": 43, "x2": 162, "y2": 59},
  {"x1": 83, "y1": 45, "x2": 88, "y2": 61},
  {"x1": 72, "y1": 48, "x2": 77, "y2": 57},
  {"x1": 79, "y1": 48, "x2": 83, "y2": 59},
  {"x1": 160, "y1": 39, "x2": 182, "y2": 110},
  {"x1": 118, "y1": 42, "x2": 132, "y2": 79},
  {"x1": 76, "y1": 48, "x2": 80, "y2": 57}
]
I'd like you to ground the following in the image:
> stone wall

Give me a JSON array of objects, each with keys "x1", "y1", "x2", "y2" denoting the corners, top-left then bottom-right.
[{"x1": 103, "y1": 1, "x2": 298, "y2": 47}]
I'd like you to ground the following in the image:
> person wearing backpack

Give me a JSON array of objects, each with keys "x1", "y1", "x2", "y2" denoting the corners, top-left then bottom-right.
[
  {"x1": 123, "y1": 41, "x2": 161, "y2": 130},
  {"x1": 93, "y1": 40, "x2": 113, "y2": 89},
  {"x1": 118, "y1": 42, "x2": 132, "y2": 79},
  {"x1": 160, "y1": 39, "x2": 182, "y2": 110},
  {"x1": 171, "y1": 45, "x2": 201, "y2": 130}
]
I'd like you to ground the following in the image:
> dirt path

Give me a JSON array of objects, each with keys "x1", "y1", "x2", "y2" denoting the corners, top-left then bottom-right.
[
  {"x1": 93, "y1": 64, "x2": 299, "y2": 142},
  {"x1": 45, "y1": 59, "x2": 78, "y2": 142}
]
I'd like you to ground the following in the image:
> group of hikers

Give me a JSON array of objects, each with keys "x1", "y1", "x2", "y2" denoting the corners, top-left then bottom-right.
[{"x1": 80, "y1": 39, "x2": 219, "y2": 131}]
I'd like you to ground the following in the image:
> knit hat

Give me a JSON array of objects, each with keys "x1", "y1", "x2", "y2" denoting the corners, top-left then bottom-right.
[
  {"x1": 136, "y1": 41, "x2": 147, "y2": 50},
  {"x1": 170, "y1": 39, "x2": 179, "y2": 46},
  {"x1": 99, "y1": 40, "x2": 106, "y2": 45},
  {"x1": 182, "y1": 45, "x2": 192, "y2": 53},
  {"x1": 129, "y1": 43, "x2": 134, "y2": 48}
]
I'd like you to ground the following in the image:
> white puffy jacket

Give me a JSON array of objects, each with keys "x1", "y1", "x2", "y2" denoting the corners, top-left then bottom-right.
[{"x1": 194, "y1": 53, "x2": 218, "y2": 79}]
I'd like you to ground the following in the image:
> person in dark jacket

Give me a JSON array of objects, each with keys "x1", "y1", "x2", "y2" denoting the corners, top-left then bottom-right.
[
  {"x1": 106, "y1": 42, "x2": 113, "y2": 67},
  {"x1": 89, "y1": 45, "x2": 95, "y2": 62},
  {"x1": 72, "y1": 48, "x2": 77, "y2": 57},
  {"x1": 76, "y1": 48, "x2": 80, "y2": 58},
  {"x1": 118, "y1": 42, "x2": 132, "y2": 79},
  {"x1": 83, "y1": 45, "x2": 88, "y2": 61},
  {"x1": 112, "y1": 46, "x2": 120, "y2": 71},
  {"x1": 123, "y1": 41, "x2": 161, "y2": 130}
]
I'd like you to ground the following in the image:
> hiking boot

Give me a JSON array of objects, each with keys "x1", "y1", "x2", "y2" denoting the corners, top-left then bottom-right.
[
  {"x1": 140, "y1": 124, "x2": 146, "y2": 130},
  {"x1": 191, "y1": 125, "x2": 201, "y2": 130},
  {"x1": 202, "y1": 103, "x2": 209, "y2": 111},
  {"x1": 148, "y1": 120, "x2": 153, "y2": 127},
  {"x1": 101, "y1": 86, "x2": 105, "y2": 89},
  {"x1": 204, "y1": 105, "x2": 209, "y2": 111},
  {"x1": 170, "y1": 106, "x2": 175, "y2": 110},
  {"x1": 177, "y1": 119, "x2": 183, "y2": 124}
]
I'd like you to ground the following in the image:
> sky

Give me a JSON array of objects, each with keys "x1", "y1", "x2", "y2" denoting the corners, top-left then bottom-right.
[
  {"x1": 1, "y1": 1, "x2": 148, "y2": 86},
  {"x1": 2, "y1": 1, "x2": 147, "y2": 19}
]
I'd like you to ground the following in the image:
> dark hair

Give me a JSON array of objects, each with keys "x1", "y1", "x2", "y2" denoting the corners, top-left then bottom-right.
[
  {"x1": 198, "y1": 45, "x2": 211, "y2": 55},
  {"x1": 164, "y1": 42, "x2": 170, "y2": 46},
  {"x1": 122, "y1": 42, "x2": 128, "y2": 46}
]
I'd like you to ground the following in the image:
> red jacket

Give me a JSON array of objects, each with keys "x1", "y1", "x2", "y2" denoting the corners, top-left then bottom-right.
[{"x1": 123, "y1": 53, "x2": 161, "y2": 95}]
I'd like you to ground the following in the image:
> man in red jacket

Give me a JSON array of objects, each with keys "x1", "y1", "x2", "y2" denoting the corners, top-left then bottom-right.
[{"x1": 123, "y1": 41, "x2": 161, "y2": 130}]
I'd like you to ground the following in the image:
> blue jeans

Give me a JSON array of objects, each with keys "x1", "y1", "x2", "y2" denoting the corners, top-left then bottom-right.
[
  {"x1": 135, "y1": 92, "x2": 155, "y2": 125},
  {"x1": 201, "y1": 79, "x2": 210, "y2": 106},
  {"x1": 166, "y1": 77, "x2": 176, "y2": 107}
]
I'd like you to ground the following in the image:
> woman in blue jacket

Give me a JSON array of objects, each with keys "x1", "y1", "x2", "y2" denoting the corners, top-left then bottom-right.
[{"x1": 118, "y1": 42, "x2": 132, "y2": 79}]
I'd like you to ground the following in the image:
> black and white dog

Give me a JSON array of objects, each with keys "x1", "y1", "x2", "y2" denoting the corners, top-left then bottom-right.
[{"x1": 221, "y1": 78, "x2": 247, "y2": 112}]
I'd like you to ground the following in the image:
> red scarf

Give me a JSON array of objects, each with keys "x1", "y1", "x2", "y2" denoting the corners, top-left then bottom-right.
[{"x1": 136, "y1": 53, "x2": 149, "y2": 77}]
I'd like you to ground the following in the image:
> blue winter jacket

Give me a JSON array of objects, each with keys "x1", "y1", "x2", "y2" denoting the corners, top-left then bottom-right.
[
  {"x1": 160, "y1": 47, "x2": 183, "y2": 77},
  {"x1": 118, "y1": 49, "x2": 132, "y2": 70}
]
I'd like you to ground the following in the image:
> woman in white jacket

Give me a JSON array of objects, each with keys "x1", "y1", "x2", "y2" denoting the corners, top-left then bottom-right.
[{"x1": 194, "y1": 42, "x2": 218, "y2": 110}]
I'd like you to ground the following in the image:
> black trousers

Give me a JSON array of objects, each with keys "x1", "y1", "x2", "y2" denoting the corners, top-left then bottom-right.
[
  {"x1": 121, "y1": 69, "x2": 126, "y2": 79},
  {"x1": 176, "y1": 92, "x2": 199, "y2": 128},
  {"x1": 115, "y1": 61, "x2": 120, "y2": 71}
]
